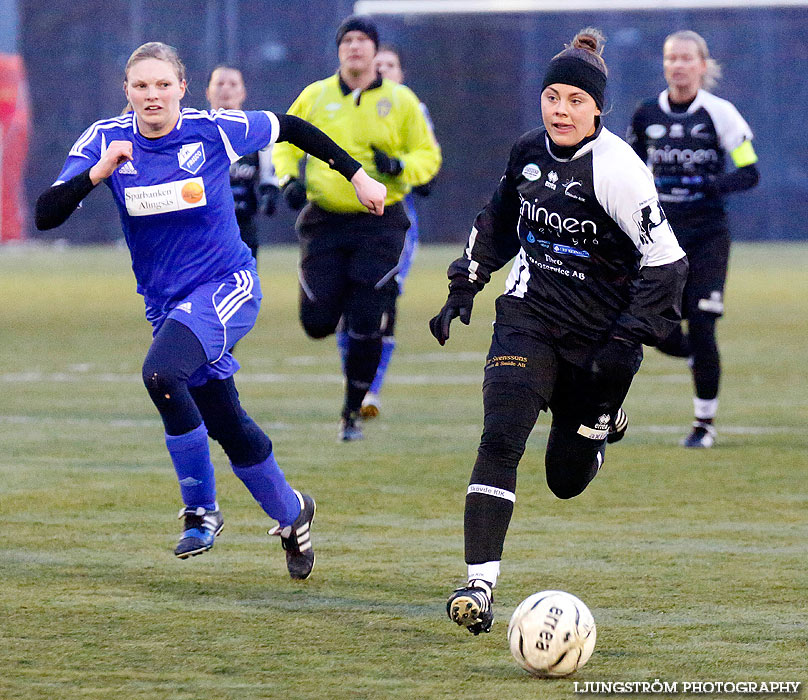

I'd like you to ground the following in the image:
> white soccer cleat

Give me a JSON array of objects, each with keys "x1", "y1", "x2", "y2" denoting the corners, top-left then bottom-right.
[{"x1": 359, "y1": 392, "x2": 380, "y2": 419}]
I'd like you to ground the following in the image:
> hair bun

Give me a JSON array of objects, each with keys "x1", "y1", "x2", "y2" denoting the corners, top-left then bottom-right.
[{"x1": 571, "y1": 28, "x2": 606, "y2": 56}]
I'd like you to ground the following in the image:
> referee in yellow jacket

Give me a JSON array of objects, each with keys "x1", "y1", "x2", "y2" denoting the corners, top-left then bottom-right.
[{"x1": 273, "y1": 15, "x2": 441, "y2": 441}]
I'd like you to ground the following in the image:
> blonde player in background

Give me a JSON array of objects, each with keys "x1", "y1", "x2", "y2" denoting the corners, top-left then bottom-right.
[{"x1": 627, "y1": 30, "x2": 759, "y2": 448}]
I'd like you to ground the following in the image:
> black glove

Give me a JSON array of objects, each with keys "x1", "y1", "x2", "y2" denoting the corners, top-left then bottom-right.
[
  {"x1": 258, "y1": 184, "x2": 280, "y2": 217},
  {"x1": 428, "y1": 282, "x2": 477, "y2": 346},
  {"x1": 372, "y1": 146, "x2": 403, "y2": 176},
  {"x1": 587, "y1": 336, "x2": 643, "y2": 399},
  {"x1": 281, "y1": 178, "x2": 308, "y2": 210},
  {"x1": 412, "y1": 181, "x2": 433, "y2": 197}
]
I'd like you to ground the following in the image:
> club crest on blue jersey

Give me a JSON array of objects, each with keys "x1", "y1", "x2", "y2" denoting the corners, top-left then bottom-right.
[{"x1": 178, "y1": 142, "x2": 206, "y2": 175}]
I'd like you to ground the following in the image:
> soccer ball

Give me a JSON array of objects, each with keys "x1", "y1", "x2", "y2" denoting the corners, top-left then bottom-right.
[{"x1": 507, "y1": 590, "x2": 597, "y2": 677}]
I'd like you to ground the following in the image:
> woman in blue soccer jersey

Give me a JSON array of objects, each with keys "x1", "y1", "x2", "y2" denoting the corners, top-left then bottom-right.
[
  {"x1": 35, "y1": 42, "x2": 386, "y2": 578},
  {"x1": 628, "y1": 30, "x2": 760, "y2": 448}
]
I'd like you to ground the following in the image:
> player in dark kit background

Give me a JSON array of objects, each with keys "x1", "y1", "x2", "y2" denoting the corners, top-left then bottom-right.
[
  {"x1": 430, "y1": 28, "x2": 687, "y2": 636},
  {"x1": 628, "y1": 30, "x2": 759, "y2": 448},
  {"x1": 207, "y1": 66, "x2": 279, "y2": 260}
]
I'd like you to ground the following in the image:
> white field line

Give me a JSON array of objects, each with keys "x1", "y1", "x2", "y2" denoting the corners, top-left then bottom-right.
[
  {"x1": 285, "y1": 351, "x2": 485, "y2": 366},
  {"x1": 0, "y1": 414, "x2": 792, "y2": 435},
  {"x1": 0, "y1": 370, "x2": 482, "y2": 385},
  {"x1": 0, "y1": 371, "x2": 689, "y2": 386},
  {"x1": 0, "y1": 363, "x2": 690, "y2": 386}
]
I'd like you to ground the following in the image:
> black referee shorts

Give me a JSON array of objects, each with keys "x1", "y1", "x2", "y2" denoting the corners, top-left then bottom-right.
[
  {"x1": 236, "y1": 214, "x2": 259, "y2": 259},
  {"x1": 296, "y1": 203, "x2": 409, "y2": 338}
]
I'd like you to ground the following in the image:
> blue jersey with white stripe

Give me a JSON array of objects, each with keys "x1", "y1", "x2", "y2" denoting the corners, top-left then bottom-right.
[{"x1": 56, "y1": 108, "x2": 280, "y2": 308}]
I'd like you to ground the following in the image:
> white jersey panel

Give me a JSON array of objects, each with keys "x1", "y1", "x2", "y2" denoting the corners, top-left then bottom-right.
[
  {"x1": 503, "y1": 247, "x2": 530, "y2": 298},
  {"x1": 258, "y1": 147, "x2": 279, "y2": 186},
  {"x1": 694, "y1": 90, "x2": 753, "y2": 153},
  {"x1": 186, "y1": 108, "x2": 281, "y2": 162},
  {"x1": 590, "y1": 129, "x2": 685, "y2": 268},
  {"x1": 660, "y1": 89, "x2": 753, "y2": 153}
]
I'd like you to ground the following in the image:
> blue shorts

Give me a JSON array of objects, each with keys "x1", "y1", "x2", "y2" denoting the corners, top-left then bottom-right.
[{"x1": 145, "y1": 269, "x2": 262, "y2": 387}]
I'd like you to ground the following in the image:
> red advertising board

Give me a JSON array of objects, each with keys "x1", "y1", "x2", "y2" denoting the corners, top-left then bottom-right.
[{"x1": 0, "y1": 53, "x2": 29, "y2": 242}]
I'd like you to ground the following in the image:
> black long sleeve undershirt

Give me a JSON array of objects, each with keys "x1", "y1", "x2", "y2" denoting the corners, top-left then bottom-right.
[
  {"x1": 275, "y1": 113, "x2": 361, "y2": 181},
  {"x1": 710, "y1": 163, "x2": 759, "y2": 197},
  {"x1": 35, "y1": 169, "x2": 97, "y2": 231},
  {"x1": 612, "y1": 256, "x2": 690, "y2": 346}
]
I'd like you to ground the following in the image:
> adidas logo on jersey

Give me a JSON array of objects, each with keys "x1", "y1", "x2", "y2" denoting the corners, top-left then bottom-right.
[
  {"x1": 118, "y1": 161, "x2": 137, "y2": 175},
  {"x1": 176, "y1": 302, "x2": 192, "y2": 314}
]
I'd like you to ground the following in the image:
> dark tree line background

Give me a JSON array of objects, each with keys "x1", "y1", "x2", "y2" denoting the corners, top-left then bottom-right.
[{"x1": 21, "y1": 1, "x2": 808, "y2": 244}]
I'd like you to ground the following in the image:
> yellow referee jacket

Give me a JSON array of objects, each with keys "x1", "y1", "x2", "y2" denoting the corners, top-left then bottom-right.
[{"x1": 273, "y1": 73, "x2": 442, "y2": 214}]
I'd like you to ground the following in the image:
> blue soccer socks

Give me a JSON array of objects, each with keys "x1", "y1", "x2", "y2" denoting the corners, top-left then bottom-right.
[
  {"x1": 336, "y1": 329, "x2": 349, "y2": 371},
  {"x1": 231, "y1": 452, "x2": 302, "y2": 526},
  {"x1": 369, "y1": 335, "x2": 395, "y2": 395},
  {"x1": 165, "y1": 423, "x2": 217, "y2": 510}
]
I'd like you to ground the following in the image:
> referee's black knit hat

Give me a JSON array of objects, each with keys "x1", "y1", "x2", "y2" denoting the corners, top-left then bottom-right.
[{"x1": 335, "y1": 15, "x2": 379, "y2": 50}]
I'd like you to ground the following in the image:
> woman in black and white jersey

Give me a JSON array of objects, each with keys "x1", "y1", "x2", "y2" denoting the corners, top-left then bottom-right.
[
  {"x1": 430, "y1": 28, "x2": 688, "y2": 636},
  {"x1": 627, "y1": 30, "x2": 759, "y2": 448}
]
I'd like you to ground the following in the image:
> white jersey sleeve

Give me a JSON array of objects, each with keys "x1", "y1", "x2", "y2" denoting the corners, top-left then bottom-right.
[
  {"x1": 591, "y1": 129, "x2": 685, "y2": 268},
  {"x1": 55, "y1": 115, "x2": 134, "y2": 184},
  {"x1": 696, "y1": 90, "x2": 754, "y2": 154},
  {"x1": 210, "y1": 109, "x2": 280, "y2": 165}
]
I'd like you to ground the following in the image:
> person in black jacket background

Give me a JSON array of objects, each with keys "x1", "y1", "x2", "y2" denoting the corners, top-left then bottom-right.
[{"x1": 207, "y1": 65, "x2": 279, "y2": 261}]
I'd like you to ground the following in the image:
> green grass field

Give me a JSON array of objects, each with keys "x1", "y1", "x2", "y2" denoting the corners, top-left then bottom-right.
[{"x1": 0, "y1": 243, "x2": 806, "y2": 699}]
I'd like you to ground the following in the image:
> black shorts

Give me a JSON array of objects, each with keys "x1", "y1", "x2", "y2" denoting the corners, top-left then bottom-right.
[
  {"x1": 483, "y1": 322, "x2": 641, "y2": 431},
  {"x1": 236, "y1": 214, "x2": 259, "y2": 255},
  {"x1": 297, "y1": 203, "x2": 409, "y2": 292},
  {"x1": 678, "y1": 224, "x2": 731, "y2": 319}
]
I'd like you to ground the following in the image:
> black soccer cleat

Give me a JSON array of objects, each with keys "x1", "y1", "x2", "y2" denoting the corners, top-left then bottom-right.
[
  {"x1": 447, "y1": 579, "x2": 494, "y2": 635},
  {"x1": 268, "y1": 491, "x2": 316, "y2": 580},
  {"x1": 174, "y1": 505, "x2": 224, "y2": 559},
  {"x1": 681, "y1": 421, "x2": 716, "y2": 448},
  {"x1": 338, "y1": 411, "x2": 364, "y2": 442},
  {"x1": 607, "y1": 407, "x2": 629, "y2": 444}
]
